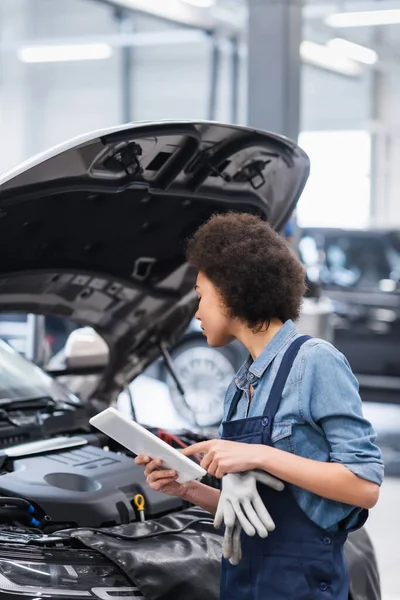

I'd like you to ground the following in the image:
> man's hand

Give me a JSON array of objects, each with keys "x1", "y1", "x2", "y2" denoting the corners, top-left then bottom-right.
[{"x1": 181, "y1": 439, "x2": 266, "y2": 478}]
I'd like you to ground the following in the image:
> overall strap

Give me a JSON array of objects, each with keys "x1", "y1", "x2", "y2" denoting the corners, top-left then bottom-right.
[
  {"x1": 262, "y1": 335, "x2": 311, "y2": 419},
  {"x1": 226, "y1": 335, "x2": 311, "y2": 423}
]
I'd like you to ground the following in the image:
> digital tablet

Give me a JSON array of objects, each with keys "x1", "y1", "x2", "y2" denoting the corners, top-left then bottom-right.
[{"x1": 89, "y1": 407, "x2": 207, "y2": 484}]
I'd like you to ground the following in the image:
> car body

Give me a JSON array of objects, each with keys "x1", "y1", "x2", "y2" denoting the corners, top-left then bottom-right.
[
  {"x1": 299, "y1": 227, "x2": 400, "y2": 404},
  {"x1": 0, "y1": 121, "x2": 379, "y2": 600}
]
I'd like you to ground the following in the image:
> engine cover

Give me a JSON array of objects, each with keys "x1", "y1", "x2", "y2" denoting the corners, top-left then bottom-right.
[{"x1": 0, "y1": 445, "x2": 183, "y2": 527}]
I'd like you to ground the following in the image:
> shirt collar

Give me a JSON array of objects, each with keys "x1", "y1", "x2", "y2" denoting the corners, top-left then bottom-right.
[{"x1": 235, "y1": 319, "x2": 299, "y2": 387}]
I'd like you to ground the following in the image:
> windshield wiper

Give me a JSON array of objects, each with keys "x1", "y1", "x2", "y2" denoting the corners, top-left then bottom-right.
[{"x1": 0, "y1": 396, "x2": 81, "y2": 411}]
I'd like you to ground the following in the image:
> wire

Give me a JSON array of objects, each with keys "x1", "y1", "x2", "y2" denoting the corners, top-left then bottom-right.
[
  {"x1": 71, "y1": 517, "x2": 215, "y2": 541},
  {"x1": 126, "y1": 386, "x2": 136, "y2": 421},
  {"x1": 157, "y1": 430, "x2": 187, "y2": 449},
  {"x1": 157, "y1": 430, "x2": 203, "y2": 464},
  {"x1": 0, "y1": 497, "x2": 32, "y2": 510}
]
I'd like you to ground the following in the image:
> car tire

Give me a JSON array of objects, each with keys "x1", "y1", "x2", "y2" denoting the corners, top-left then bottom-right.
[{"x1": 162, "y1": 336, "x2": 247, "y2": 428}]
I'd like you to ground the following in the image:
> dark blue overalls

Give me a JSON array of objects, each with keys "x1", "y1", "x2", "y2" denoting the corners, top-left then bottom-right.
[{"x1": 220, "y1": 336, "x2": 368, "y2": 600}]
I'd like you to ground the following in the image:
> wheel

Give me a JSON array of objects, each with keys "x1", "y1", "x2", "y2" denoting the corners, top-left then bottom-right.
[{"x1": 163, "y1": 336, "x2": 247, "y2": 428}]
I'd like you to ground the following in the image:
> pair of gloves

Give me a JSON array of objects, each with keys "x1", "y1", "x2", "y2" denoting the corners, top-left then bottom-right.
[{"x1": 214, "y1": 470, "x2": 285, "y2": 565}]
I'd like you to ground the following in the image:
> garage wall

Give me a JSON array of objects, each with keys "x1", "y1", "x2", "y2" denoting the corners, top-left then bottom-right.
[
  {"x1": 1, "y1": 0, "x2": 394, "y2": 229},
  {"x1": 301, "y1": 66, "x2": 372, "y2": 131},
  {"x1": 372, "y1": 64, "x2": 400, "y2": 228}
]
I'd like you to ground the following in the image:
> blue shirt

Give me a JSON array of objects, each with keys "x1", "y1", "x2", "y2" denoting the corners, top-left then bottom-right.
[{"x1": 219, "y1": 320, "x2": 384, "y2": 532}]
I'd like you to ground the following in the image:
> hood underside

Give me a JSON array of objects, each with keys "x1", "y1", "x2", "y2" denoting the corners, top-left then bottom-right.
[{"x1": 0, "y1": 121, "x2": 310, "y2": 401}]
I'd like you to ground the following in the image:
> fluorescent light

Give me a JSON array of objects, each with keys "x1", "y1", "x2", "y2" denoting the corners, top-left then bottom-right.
[
  {"x1": 181, "y1": 0, "x2": 215, "y2": 6},
  {"x1": 327, "y1": 38, "x2": 378, "y2": 65},
  {"x1": 17, "y1": 43, "x2": 113, "y2": 63},
  {"x1": 300, "y1": 40, "x2": 362, "y2": 76},
  {"x1": 326, "y1": 9, "x2": 400, "y2": 28}
]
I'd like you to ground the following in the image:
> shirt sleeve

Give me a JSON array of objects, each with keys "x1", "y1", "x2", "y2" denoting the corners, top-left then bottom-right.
[{"x1": 301, "y1": 341, "x2": 384, "y2": 486}]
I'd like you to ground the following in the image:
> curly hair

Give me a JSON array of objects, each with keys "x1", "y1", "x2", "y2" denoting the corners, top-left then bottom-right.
[{"x1": 186, "y1": 213, "x2": 306, "y2": 331}]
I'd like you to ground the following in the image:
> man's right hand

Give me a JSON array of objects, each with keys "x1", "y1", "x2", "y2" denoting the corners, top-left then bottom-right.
[{"x1": 134, "y1": 455, "x2": 189, "y2": 498}]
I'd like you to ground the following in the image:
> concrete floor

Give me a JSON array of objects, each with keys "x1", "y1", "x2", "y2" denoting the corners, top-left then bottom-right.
[{"x1": 366, "y1": 477, "x2": 400, "y2": 600}]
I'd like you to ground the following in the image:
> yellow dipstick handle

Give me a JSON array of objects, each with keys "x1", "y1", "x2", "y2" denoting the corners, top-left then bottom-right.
[{"x1": 134, "y1": 494, "x2": 146, "y2": 522}]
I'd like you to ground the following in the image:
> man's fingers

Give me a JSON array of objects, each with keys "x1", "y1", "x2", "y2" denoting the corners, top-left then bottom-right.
[
  {"x1": 242, "y1": 499, "x2": 268, "y2": 538},
  {"x1": 254, "y1": 470, "x2": 285, "y2": 492},
  {"x1": 180, "y1": 441, "x2": 212, "y2": 457},
  {"x1": 231, "y1": 499, "x2": 255, "y2": 536},
  {"x1": 252, "y1": 495, "x2": 276, "y2": 532}
]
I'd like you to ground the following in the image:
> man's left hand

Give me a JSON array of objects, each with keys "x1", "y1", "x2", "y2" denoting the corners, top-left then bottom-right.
[{"x1": 181, "y1": 439, "x2": 265, "y2": 478}]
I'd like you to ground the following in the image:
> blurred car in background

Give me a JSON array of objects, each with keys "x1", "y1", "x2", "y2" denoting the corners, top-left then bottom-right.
[{"x1": 299, "y1": 227, "x2": 400, "y2": 404}]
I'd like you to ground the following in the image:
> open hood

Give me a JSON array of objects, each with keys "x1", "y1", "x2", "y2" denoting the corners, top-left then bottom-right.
[{"x1": 0, "y1": 121, "x2": 309, "y2": 402}]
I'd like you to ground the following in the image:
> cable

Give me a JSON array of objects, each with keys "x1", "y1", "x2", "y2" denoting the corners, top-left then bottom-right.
[
  {"x1": 157, "y1": 430, "x2": 187, "y2": 449},
  {"x1": 0, "y1": 497, "x2": 32, "y2": 510},
  {"x1": 157, "y1": 429, "x2": 203, "y2": 464},
  {"x1": 126, "y1": 386, "x2": 136, "y2": 421},
  {"x1": 71, "y1": 517, "x2": 215, "y2": 541},
  {"x1": 0, "y1": 508, "x2": 40, "y2": 527}
]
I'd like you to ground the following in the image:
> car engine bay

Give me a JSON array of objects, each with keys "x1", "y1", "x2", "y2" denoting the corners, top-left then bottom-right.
[{"x1": 0, "y1": 402, "x2": 222, "y2": 600}]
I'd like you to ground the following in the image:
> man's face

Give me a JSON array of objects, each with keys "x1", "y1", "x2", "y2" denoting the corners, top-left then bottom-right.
[{"x1": 194, "y1": 272, "x2": 235, "y2": 348}]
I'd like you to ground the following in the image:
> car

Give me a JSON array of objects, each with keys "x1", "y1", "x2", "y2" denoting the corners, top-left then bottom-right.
[
  {"x1": 0, "y1": 120, "x2": 379, "y2": 600},
  {"x1": 299, "y1": 227, "x2": 400, "y2": 404}
]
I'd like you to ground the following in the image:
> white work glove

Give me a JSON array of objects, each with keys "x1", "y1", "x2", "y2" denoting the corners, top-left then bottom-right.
[
  {"x1": 222, "y1": 520, "x2": 243, "y2": 566},
  {"x1": 215, "y1": 470, "x2": 285, "y2": 565}
]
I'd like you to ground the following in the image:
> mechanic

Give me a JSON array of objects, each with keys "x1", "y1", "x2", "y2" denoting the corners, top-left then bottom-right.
[{"x1": 135, "y1": 213, "x2": 384, "y2": 600}]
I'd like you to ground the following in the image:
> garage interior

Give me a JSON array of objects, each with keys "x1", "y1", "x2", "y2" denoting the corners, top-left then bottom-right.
[{"x1": 0, "y1": 1, "x2": 399, "y2": 599}]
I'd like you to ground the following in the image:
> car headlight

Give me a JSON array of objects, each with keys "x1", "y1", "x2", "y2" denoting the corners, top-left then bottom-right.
[{"x1": 0, "y1": 545, "x2": 141, "y2": 599}]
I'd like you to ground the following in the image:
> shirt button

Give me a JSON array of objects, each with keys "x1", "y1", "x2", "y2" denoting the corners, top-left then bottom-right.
[
  {"x1": 262, "y1": 417, "x2": 269, "y2": 426},
  {"x1": 319, "y1": 582, "x2": 328, "y2": 591},
  {"x1": 323, "y1": 536, "x2": 331, "y2": 545},
  {"x1": 248, "y1": 373, "x2": 255, "y2": 381}
]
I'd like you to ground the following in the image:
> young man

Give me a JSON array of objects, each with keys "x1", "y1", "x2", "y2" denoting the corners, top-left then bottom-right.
[{"x1": 135, "y1": 213, "x2": 383, "y2": 600}]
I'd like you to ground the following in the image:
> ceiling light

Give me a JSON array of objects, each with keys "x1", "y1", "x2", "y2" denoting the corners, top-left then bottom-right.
[
  {"x1": 326, "y1": 9, "x2": 400, "y2": 28},
  {"x1": 300, "y1": 40, "x2": 362, "y2": 76},
  {"x1": 327, "y1": 38, "x2": 378, "y2": 65},
  {"x1": 181, "y1": 0, "x2": 215, "y2": 7},
  {"x1": 17, "y1": 43, "x2": 113, "y2": 63}
]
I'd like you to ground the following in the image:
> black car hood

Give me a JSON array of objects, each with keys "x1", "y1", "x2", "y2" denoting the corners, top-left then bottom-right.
[{"x1": 0, "y1": 121, "x2": 309, "y2": 402}]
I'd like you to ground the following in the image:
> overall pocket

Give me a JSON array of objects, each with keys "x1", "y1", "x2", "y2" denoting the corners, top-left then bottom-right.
[{"x1": 252, "y1": 554, "x2": 314, "y2": 600}]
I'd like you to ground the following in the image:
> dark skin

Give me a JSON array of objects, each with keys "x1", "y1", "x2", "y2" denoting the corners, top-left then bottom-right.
[{"x1": 135, "y1": 271, "x2": 380, "y2": 512}]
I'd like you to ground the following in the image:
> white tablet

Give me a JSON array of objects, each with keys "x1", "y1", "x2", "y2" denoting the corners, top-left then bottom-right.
[{"x1": 89, "y1": 407, "x2": 207, "y2": 484}]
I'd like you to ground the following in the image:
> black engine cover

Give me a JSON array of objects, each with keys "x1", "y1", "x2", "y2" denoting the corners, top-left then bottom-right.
[{"x1": 0, "y1": 445, "x2": 182, "y2": 527}]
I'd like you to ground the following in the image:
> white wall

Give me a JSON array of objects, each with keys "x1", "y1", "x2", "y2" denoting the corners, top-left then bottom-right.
[
  {"x1": 371, "y1": 63, "x2": 400, "y2": 228},
  {"x1": 1, "y1": 0, "x2": 400, "y2": 229}
]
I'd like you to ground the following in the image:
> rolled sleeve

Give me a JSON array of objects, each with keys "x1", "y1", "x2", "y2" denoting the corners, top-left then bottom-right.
[{"x1": 302, "y1": 342, "x2": 384, "y2": 486}]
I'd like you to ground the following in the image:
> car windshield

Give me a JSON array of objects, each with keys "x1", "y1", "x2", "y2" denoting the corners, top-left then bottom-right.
[
  {"x1": 299, "y1": 230, "x2": 400, "y2": 291},
  {"x1": 0, "y1": 339, "x2": 80, "y2": 403}
]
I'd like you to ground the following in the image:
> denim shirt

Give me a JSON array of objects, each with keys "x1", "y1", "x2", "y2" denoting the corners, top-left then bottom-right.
[{"x1": 219, "y1": 320, "x2": 384, "y2": 532}]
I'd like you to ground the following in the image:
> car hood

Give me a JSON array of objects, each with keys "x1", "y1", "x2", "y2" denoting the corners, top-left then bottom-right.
[{"x1": 0, "y1": 120, "x2": 309, "y2": 402}]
